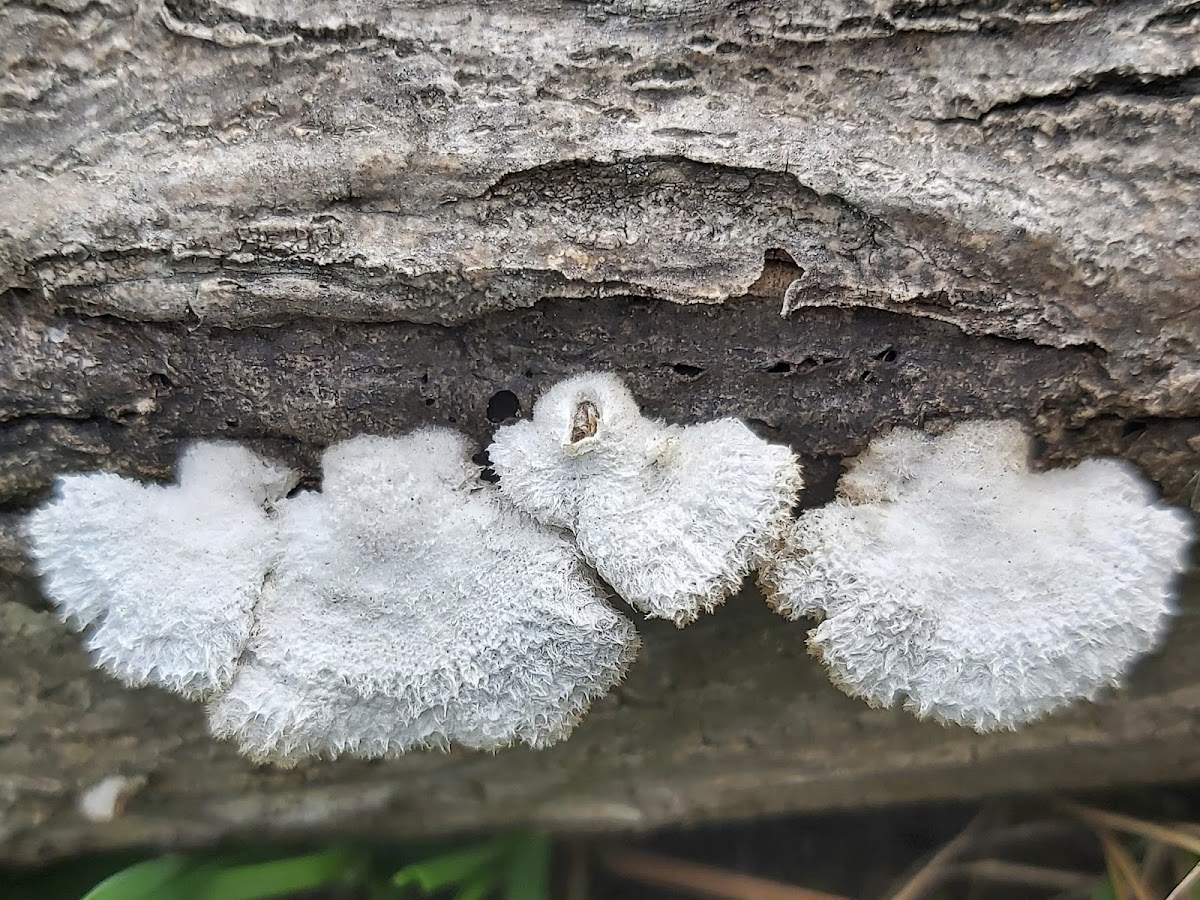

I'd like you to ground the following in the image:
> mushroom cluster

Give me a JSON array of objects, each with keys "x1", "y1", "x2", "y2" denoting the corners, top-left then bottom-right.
[
  {"x1": 28, "y1": 429, "x2": 641, "y2": 763},
  {"x1": 23, "y1": 373, "x2": 1197, "y2": 760}
]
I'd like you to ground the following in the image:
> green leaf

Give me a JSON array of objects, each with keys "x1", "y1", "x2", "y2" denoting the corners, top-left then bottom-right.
[
  {"x1": 80, "y1": 848, "x2": 361, "y2": 900},
  {"x1": 393, "y1": 842, "x2": 505, "y2": 892},
  {"x1": 453, "y1": 869, "x2": 501, "y2": 900},
  {"x1": 501, "y1": 833, "x2": 551, "y2": 900},
  {"x1": 191, "y1": 847, "x2": 360, "y2": 900},
  {"x1": 80, "y1": 856, "x2": 193, "y2": 900}
]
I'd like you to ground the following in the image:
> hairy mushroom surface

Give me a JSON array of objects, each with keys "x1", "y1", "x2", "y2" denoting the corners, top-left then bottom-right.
[
  {"x1": 488, "y1": 373, "x2": 803, "y2": 626},
  {"x1": 759, "y1": 420, "x2": 1196, "y2": 731},
  {"x1": 207, "y1": 428, "x2": 640, "y2": 762},
  {"x1": 24, "y1": 443, "x2": 297, "y2": 698}
]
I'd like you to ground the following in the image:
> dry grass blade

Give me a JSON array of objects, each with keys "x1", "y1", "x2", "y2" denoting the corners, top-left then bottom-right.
[
  {"x1": 598, "y1": 846, "x2": 851, "y2": 900},
  {"x1": 1098, "y1": 831, "x2": 1131, "y2": 900},
  {"x1": 1059, "y1": 801, "x2": 1200, "y2": 857},
  {"x1": 1168, "y1": 824, "x2": 1200, "y2": 840},
  {"x1": 1096, "y1": 828, "x2": 1154, "y2": 900},
  {"x1": 1165, "y1": 859, "x2": 1200, "y2": 900},
  {"x1": 885, "y1": 810, "x2": 991, "y2": 900},
  {"x1": 951, "y1": 859, "x2": 1097, "y2": 893},
  {"x1": 1141, "y1": 839, "x2": 1173, "y2": 889},
  {"x1": 972, "y1": 820, "x2": 1088, "y2": 853}
]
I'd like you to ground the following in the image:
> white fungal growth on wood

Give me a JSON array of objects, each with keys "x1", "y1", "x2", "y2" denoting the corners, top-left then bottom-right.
[
  {"x1": 488, "y1": 372, "x2": 804, "y2": 626},
  {"x1": 202, "y1": 429, "x2": 640, "y2": 762},
  {"x1": 24, "y1": 442, "x2": 297, "y2": 698},
  {"x1": 759, "y1": 420, "x2": 1196, "y2": 731},
  {"x1": 26, "y1": 431, "x2": 638, "y2": 762}
]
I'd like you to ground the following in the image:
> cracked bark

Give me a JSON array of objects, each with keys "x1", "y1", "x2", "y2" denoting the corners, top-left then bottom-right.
[{"x1": 2, "y1": 0, "x2": 1199, "y2": 864}]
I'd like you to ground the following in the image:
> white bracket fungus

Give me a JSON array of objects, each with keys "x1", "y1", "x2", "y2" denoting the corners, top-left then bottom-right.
[
  {"x1": 28, "y1": 430, "x2": 638, "y2": 762},
  {"x1": 488, "y1": 373, "x2": 804, "y2": 626},
  {"x1": 24, "y1": 442, "x2": 297, "y2": 698},
  {"x1": 207, "y1": 429, "x2": 639, "y2": 762},
  {"x1": 759, "y1": 420, "x2": 1196, "y2": 731}
]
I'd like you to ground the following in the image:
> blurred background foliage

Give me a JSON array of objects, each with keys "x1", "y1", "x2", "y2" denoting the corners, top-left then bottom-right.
[{"x1": 8, "y1": 790, "x2": 1200, "y2": 900}]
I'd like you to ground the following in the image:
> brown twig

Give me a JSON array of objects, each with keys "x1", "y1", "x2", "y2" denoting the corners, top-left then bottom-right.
[
  {"x1": 1059, "y1": 801, "x2": 1200, "y2": 857},
  {"x1": 970, "y1": 819, "x2": 1088, "y2": 853},
  {"x1": 1168, "y1": 822, "x2": 1200, "y2": 840},
  {"x1": 886, "y1": 811, "x2": 992, "y2": 900},
  {"x1": 1064, "y1": 795, "x2": 1200, "y2": 900},
  {"x1": 950, "y1": 859, "x2": 1097, "y2": 893},
  {"x1": 1140, "y1": 839, "x2": 1173, "y2": 891},
  {"x1": 598, "y1": 846, "x2": 851, "y2": 900},
  {"x1": 1096, "y1": 828, "x2": 1153, "y2": 900}
]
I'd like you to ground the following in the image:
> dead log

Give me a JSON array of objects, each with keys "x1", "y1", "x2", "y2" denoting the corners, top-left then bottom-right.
[{"x1": 1, "y1": 0, "x2": 1198, "y2": 864}]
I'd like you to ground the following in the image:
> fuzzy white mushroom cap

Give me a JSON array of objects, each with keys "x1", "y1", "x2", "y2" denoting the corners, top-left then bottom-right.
[
  {"x1": 207, "y1": 428, "x2": 640, "y2": 762},
  {"x1": 488, "y1": 373, "x2": 804, "y2": 626},
  {"x1": 24, "y1": 442, "x2": 297, "y2": 698},
  {"x1": 759, "y1": 420, "x2": 1196, "y2": 731}
]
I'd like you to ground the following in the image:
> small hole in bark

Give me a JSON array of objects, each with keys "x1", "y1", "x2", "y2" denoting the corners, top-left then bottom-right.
[
  {"x1": 424, "y1": 398, "x2": 435, "y2": 406},
  {"x1": 420, "y1": 373, "x2": 429, "y2": 385},
  {"x1": 1123, "y1": 420, "x2": 1148, "y2": 437},
  {"x1": 524, "y1": 369, "x2": 534, "y2": 378},
  {"x1": 472, "y1": 450, "x2": 500, "y2": 483},
  {"x1": 876, "y1": 347, "x2": 898, "y2": 362},
  {"x1": 447, "y1": 416, "x2": 458, "y2": 424},
  {"x1": 767, "y1": 361, "x2": 792, "y2": 374},
  {"x1": 672, "y1": 364, "x2": 705, "y2": 378},
  {"x1": 764, "y1": 247, "x2": 799, "y2": 267},
  {"x1": 226, "y1": 417, "x2": 240, "y2": 428},
  {"x1": 747, "y1": 418, "x2": 779, "y2": 432},
  {"x1": 860, "y1": 371, "x2": 874, "y2": 382},
  {"x1": 486, "y1": 390, "x2": 521, "y2": 423},
  {"x1": 149, "y1": 373, "x2": 174, "y2": 391}
]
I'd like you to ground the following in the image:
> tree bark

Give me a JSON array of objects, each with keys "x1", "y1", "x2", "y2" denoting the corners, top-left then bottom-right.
[{"x1": 1, "y1": 0, "x2": 1198, "y2": 864}]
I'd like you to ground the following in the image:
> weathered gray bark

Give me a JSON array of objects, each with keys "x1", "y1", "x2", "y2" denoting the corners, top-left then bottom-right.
[{"x1": 1, "y1": 0, "x2": 1199, "y2": 864}]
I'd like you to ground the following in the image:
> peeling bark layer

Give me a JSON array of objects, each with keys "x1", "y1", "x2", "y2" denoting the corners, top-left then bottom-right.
[{"x1": 2, "y1": 0, "x2": 1199, "y2": 863}]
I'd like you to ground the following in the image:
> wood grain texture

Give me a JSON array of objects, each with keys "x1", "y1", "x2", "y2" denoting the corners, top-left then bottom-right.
[
  {"x1": 1, "y1": 0, "x2": 1198, "y2": 863},
  {"x1": 2, "y1": 570, "x2": 1199, "y2": 866}
]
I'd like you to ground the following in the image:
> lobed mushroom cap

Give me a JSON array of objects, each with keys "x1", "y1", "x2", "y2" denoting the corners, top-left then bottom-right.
[
  {"x1": 759, "y1": 420, "x2": 1196, "y2": 731},
  {"x1": 24, "y1": 442, "x2": 296, "y2": 698},
  {"x1": 207, "y1": 428, "x2": 640, "y2": 763},
  {"x1": 489, "y1": 373, "x2": 804, "y2": 626}
]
